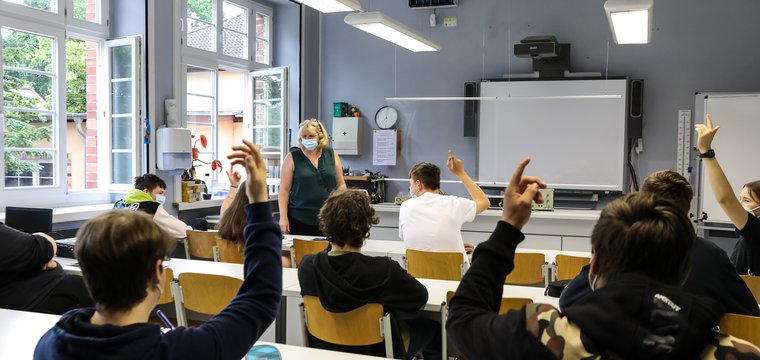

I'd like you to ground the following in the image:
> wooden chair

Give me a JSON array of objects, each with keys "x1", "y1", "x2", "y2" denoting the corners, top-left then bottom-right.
[
  {"x1": 739, "y1": 275, "x2": 760, "y2": 304},
  {"x1": 404, "y1": 249, "x2": 466, "y2": 281},
  {"x1": 290, "y1": 238, "x2": 329, "y2": 268},
  {"x1": 720, "y1": 313, "x2": 760, "y2": 347},
  {"x1": 442, "y1": 291, "x2": 533, "y2": 358},
  {"x1": 554, "y1": 255, "x2": 591, "y2": 281},
  {"x1": 213, "y1": 238, "x2": 244, "y2": 264},
  {"x1": 300, "y1": 295, "x2": 394, "y2": 358},
  {"x1": 185, "y1": 230, "x2": 218, "y2": 260},
  {"x1": 175, "y1": 273, "x2": 242, "y2": 327},
  {"x1": 505, "y1": 253, "x2": 546, "y2": 286},
  {"x1": 158, "y1": 268, "x2": 175, "y2": 305}
]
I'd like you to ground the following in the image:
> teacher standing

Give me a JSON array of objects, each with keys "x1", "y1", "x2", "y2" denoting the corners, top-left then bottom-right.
[{"x1": 279, "y1": 119, "x2": 346, "y2": 235}]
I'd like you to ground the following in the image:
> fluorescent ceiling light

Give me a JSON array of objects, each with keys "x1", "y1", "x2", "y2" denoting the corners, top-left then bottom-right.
[
  {"x1": 604, "y1": 0, "x2": 653, "y2": 44},
  {"x1": 345, "y1": 12, "x2": 441, "y2": 52},
  {"x1": 294, "y1": 0, "x2": 362, "y2": 13}
]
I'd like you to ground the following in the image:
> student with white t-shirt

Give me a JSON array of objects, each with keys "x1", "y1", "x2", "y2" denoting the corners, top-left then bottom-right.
[{"x1": 399, "y1": 151, "x2": 490, "y2": 263}]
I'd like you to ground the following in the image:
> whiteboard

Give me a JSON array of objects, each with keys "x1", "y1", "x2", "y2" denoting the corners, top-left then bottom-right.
[
  {"x1": 478, "y1": 79, "x2": 628, "y2": 191},
  {"x1": 696, "y1": 93, "x2": 760, "y2": 224}
]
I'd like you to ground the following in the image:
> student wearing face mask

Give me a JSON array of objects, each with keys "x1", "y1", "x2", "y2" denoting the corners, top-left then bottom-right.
[
  {"x1": 115, "y1": 174, "x2": 193, "y2": 239},
  {"x1": 279, "y1": 119, "x2": 347, "y2": 236},
  {"x1": 696, "y1": 115, "x2": 760, "y2": 275}
]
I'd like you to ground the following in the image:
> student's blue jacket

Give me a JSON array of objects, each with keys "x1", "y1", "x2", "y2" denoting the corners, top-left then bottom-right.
[{"x1": 33, "y1": 202, "x2": 282, "y2": 360}]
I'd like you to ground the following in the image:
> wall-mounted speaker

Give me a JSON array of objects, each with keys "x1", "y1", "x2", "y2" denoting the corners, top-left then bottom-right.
[
  {"x1": 464, "y1": 82, "x2": 479, "y2": 137},
  {"x1": 628, "y1": 79, "x2": 643, "y2": 139}
]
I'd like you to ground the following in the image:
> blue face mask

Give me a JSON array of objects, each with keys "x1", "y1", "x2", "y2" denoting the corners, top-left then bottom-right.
[
  {"x1": 409, "y1": 186, "x2": 417, "y2": 199},
  {"x1": 302, "y1": 138, "x2": 318, "y2": 150},
  {"x1": 156, "y1": 194, "x2": 166, "y2": 205}
]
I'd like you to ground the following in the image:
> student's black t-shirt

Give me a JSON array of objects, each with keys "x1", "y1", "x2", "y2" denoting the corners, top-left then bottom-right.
[
  {"x1": 730, "y1": 213, "x2": 760, "y2": 275},
  {"x1": 0, "y1": 223, "x2": 63, "y2": 310}
]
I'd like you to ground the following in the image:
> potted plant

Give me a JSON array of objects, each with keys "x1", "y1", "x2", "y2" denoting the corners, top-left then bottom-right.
[{"x1": 182, "y1": 134, "x2": 222, "y2": 200}]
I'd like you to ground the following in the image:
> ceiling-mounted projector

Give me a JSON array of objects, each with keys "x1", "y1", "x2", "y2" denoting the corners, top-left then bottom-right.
[{"x1": 514, "y1": 35, "x2": 559, "y2": 59}]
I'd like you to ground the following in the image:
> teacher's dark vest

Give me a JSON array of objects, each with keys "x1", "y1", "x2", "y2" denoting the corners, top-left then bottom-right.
[{"x1": 289, "y1": 147, "x2": 337, "y2": 225}]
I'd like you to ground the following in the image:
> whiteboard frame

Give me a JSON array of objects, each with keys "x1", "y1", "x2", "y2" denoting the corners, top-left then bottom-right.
[
  {"x1": 477, "y1": 79, "x2": 629, "y2": 192},
  {"x1": 695, "y1": 92, "x2": 760, "y2": 227}
]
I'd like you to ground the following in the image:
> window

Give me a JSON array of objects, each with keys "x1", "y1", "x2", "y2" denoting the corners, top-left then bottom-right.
[
  {"x1": 179, "y1": 0, "x2": 276, "y2": 199},
  {"x1": 2, "y1": 27, "x2": 58, "y2": 189},
  {"x1": 0, "y1": 1, "x2": 118, "y2": 205},
  {"x1": 254, "y1": 12, "x2": 269, "y2": 65},
  {"x1": 2, "y1": 0, "x2": 54, "y2": 13},
  {"x1": 107, "y1": 37, "x2": 141, "y2": 186},
  {"x1": 186, "y1": 0, "x2": 215, "y2": 52},
  {"x1": 252, "y1": 67, "x2": 286, "y2": 183},
  {"x1": 184, "y1": 0, "x2": 271, "y2": 65}
]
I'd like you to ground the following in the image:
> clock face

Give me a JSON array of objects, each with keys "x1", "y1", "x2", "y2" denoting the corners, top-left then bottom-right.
[{"x1": 375, "y1": 106, "x2": 398, "y2": 129}]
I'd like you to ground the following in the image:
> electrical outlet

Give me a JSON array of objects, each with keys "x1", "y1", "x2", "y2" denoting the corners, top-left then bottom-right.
[{"x1": 532, "y1": 188, "x2": 554, "y2": 211}]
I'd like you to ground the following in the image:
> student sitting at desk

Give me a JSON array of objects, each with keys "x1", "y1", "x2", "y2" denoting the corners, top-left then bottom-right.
[
  {"x1": 298, "y1": 189, "x2": 440, "y2": 360},
  {"x1": 217, "y1": 180, "x2": 292, "y2": 267},
  {"x1": 115, "y1": 174, "x2": 196, "y2": 238},
  {"x1": 399, "y1": 151, "x2": 490, "y2": 264},
  {"x1": 696, "y1": 115, "x2": 760, "y2": 276},
  {"x1": 35, "y1": 140, "x2": 282, "y2": 360},
  {"x1": 560, "y1": 170, "x2": 759, "y2": 316},
  {"x1": 0, "y1": 223, "x2": 92, "y2": 314},
  {"x1": 446, "y1": 158, "x2": 760, "y2": 359}
]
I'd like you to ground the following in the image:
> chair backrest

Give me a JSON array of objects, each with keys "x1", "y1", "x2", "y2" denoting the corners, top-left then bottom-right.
[
  {"x1": 505, "y1": 253, "x2": 546, "y2": 285},
  {"x1": 177, "y1": 273, "x2": 242, "y2": 316},
  {"x1": 720, "y1": 313, "x2": 760, "y2": 347},
  {"x1": 185, "y1": 230, "x2": 218, "y2": 260},
  {"x1": 4, "y1": 206, "x2": 53, "y2": 234},
  {"x1": 214, "y1": 238, "x2": 244, "y2": 264},
  {"x1": 157, "y1": 268, "x2": 175, "y2": 305},
  {"x1": 740, "y1": 275, "x2": 760, "y2": 304},
  {"x1": 405, "y1": 249, "x2": 464, "y2": 281},
  {"x1": 301, "y1": 295, "x2": 393, "y2": 357},
  {"x1": 291, "y1": 238, "x2": 329, "y2": 267},
  {"x1": 555, "y1": 254, "x2": 591, "y2": 281}
]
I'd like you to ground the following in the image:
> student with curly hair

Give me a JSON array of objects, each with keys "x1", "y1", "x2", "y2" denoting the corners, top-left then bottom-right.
[{"x1": 298, "y1": 189, "x2": 440, "y2": 359}]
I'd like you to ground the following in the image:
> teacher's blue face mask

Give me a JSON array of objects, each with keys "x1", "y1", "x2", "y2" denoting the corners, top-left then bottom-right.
[{"x1": 302, "y1": 138, "x2": 318, "y2": 150}]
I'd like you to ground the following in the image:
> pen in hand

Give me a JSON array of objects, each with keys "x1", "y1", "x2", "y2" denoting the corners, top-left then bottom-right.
[{"x1": 156, "y1": 309, "x2": 175, "y2": 330}]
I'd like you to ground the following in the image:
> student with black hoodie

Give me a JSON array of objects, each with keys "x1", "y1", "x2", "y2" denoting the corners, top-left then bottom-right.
[
  {"x1": 446, "y1": 158, "x2": 760, "y2": 360},
  {"x1": 298, "y1": 189, "x2": 441, "y2": 360},
  {"x1": 34, "y1": 140, "x2": 282, "y2": 360},
  {"x1": 560, "y1": 170, "x2": 759, "y2": 317}
]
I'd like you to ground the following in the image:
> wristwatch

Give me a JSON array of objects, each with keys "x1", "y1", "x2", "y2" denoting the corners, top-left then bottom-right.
[{"x1": 699, "y1": 149, "x2": 715, "y2": 159}]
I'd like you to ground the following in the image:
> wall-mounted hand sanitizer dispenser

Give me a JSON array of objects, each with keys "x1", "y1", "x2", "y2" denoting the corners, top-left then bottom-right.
[{"x1": 157, "y1": 127, "x2": 192, "y2": 170}]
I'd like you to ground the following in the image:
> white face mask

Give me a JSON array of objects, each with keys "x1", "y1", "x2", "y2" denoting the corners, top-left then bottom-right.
[
  {"x1": 744, "y1": 205, "x2": 760, "y2": 214},
  {"x1": 156, "y1": 194, "x2": 166, "y2": 205}
]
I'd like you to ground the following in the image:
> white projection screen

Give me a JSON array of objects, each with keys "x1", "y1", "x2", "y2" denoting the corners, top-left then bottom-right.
[{"x1": 478, "y1": 79, "x2": 628, "y2": 192}]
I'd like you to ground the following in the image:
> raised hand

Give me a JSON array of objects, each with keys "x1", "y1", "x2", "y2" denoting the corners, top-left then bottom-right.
[
  {"x1": 694, "y1": 114, "x2": 720, "y2": 153},
  {"x1": 501, "y1": 157, "x2": 547, "y2": 230},
  {"x1": 227, "y1": 140, "x2": 268, "y2": 204},
  {"x1": 226, "y1": 168, "x2": 242, "y2": 187},
  {"x1": 447, "y1": 150, "x2": 465, "y2": 177}
]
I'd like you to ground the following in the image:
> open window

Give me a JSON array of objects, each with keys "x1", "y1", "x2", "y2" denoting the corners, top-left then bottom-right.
[
  {"x1": 105, "y1": 36, "x2": 142, "y2": 187},
  {"x1": 250, "y1": 66, "x2": 287, "y2": 193}
]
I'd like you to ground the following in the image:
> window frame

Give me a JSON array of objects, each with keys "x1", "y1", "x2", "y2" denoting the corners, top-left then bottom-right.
[
  {"x1": 181, "y1": 0, "x2": 272, "y2": 69},
  {"x1": 0, "y1": 1, "x2": 114, "y2": 206},
  {"x1": 176, "y1": 0, "x2": 274, "y2": 202}
]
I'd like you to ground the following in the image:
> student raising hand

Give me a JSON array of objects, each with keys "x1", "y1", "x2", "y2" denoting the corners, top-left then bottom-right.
[
  {"x1": 501, "y1": 157, "x2": 547, "y2": 230},
  {"x1": 228, "y1": 139, "x2": 269, "y2": 204}
]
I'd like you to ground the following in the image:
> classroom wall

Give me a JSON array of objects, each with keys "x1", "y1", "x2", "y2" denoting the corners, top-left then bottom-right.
[{"x1": 317, "y1": 0, "x2": 760, "y2": 198}]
